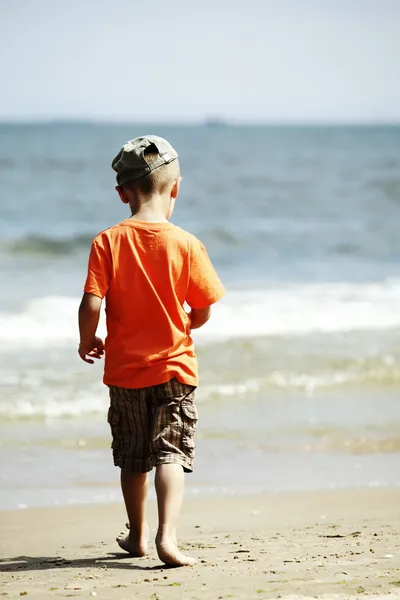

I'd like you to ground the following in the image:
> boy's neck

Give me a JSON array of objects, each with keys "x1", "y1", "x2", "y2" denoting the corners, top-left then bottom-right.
[
  {"x1": 129, "y1": 210, "x2": 169, "y2": 224},
  {"x1": 129, "y1": 196, "x2": 170, "y2": 223}
]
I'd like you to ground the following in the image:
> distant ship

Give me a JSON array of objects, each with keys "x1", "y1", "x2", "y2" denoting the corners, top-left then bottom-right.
[{"x1": 204, "y1": 116, "x2": 227, "y2": 127}]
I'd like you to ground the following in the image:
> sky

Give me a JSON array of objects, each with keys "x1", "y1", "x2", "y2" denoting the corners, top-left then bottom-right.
[{"x1": 0, "y1": 0, "x2": 399, "y2": 123}]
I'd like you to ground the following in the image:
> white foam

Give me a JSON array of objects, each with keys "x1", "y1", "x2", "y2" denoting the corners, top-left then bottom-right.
[
  {"x1": 0, "y1": 296, "x2": 107, "y2": 350},
  {"x1": 2, "y1": 279, "x2": 400, "y2": 350},
  {"x1": 198, "y1": 280, "x2": 400, "y2": 341},
  {"x1": 0, "y1": 366, "x2": 396, "y2": 419}
]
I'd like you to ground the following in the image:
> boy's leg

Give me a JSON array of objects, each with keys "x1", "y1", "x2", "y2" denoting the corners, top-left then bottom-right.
[
  {"x1": 108, "y1": 386, "x2": 152, "y2": 556},
  {"x1": 117, "y1": 470, "x2": 149, "y2": 556},
  {"x1": 150, "y1": 379, "x2": 198, "y2": 566},
  {"x1": 155, "y1": 463, "x2": 196, "y2": 566}
]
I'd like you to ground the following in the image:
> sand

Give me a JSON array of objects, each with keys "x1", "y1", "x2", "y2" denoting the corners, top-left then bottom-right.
[{"x1": 1, "y1": 489, "x2": 399, "y2": 599}]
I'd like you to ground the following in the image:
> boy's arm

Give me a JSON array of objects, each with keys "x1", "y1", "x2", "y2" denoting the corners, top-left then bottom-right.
[
  {"x1": 189, "y1": 306, "x2": 211, "y2": 330},
  {"x1": 78, "y1": 292, "x2": 104, "y2": 364},
  {"x1": 186, "y1": 239, "x2": 225, "y2": 329},
  {"x1": 79, "y1": 235, "x2": 111, "y2": 363}
]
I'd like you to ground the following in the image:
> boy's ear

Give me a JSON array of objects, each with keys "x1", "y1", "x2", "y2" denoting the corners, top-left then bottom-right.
[
  {"x1": 116, "y1": 185, "x2": 129, "y2": 204},
  {"x1": 171, "y1": 177, "x2": 182, "y2": 199}
]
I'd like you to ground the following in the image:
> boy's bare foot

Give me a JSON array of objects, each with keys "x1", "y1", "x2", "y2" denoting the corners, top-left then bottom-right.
[
  {"x1": 156, "y1": 534, "x2": 197, "y2": 567},
  {"x1": 117, "y1": 523, "x2": 149, "y2": 557}
]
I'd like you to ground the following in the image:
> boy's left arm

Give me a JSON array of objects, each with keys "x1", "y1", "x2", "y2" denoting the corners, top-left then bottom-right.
[{"x1": 78, "y1": 293, "x2": 104, "y2": 364}]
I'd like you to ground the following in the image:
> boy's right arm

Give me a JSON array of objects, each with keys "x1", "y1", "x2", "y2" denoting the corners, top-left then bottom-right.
[
  {"x1": 186, "y1": 239, "x2": 225, "y2": 329},
  {"x1": 189, "y1": 306, "x2": 211, "y2": 330},
  {"x1": 78, "y1": 235, "x2": 111, "y2": 362}
]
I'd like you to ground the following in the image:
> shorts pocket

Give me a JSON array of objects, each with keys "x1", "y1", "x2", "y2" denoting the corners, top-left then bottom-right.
[
  {"x1": 107, "y1": 407, "x2": 124, "y2": 464},
  {"x1": 107, "y1": 406, "x2": 120, "y2": 430},
  {"x1": 180, "y1": 400, "x2": 198, "y2": 450}
]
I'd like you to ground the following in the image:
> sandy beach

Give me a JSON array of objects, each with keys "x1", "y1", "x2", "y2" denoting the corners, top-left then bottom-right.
[{"x1": 1, "y1": 488, "x2": 399, "y2": 599}]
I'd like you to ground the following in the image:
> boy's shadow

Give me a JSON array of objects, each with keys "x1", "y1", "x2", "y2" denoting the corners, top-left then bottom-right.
[{"x1": 0, "y1": 553, "x2": 171, "y2": 573}]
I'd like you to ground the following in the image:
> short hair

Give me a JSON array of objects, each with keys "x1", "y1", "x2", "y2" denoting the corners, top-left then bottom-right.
[{"x1": 123, "y1": 147, "x2": 180, "y2": 196}]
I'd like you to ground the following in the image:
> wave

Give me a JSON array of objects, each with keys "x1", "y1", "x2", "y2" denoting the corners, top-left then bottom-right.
[
  {"x1": 2, "y1": 346, "x2": 400, "y2": 420},
  {"x1": 2, "y1": 280, "x2": 400, "y2": 350},
  {"x1": 2, "y1": 366, "x2": 400, "y2": 421},
  {"x1": 197, "y1": 280, "x2": 400, "y2": 339},
  {"x1": 1, "y1": 368, "x2": 400, "y2": 421},
  {"x1": 2, "y1": 285, "x2": 400, "y2": 422},
  {"x1": 1, "y1": 234, "x2": 93, "y2": 255}
]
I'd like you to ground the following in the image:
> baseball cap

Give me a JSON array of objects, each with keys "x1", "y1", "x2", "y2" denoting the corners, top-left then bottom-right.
[{"x1": 112, "y1": 135, "x2": 178, "y2": 186}]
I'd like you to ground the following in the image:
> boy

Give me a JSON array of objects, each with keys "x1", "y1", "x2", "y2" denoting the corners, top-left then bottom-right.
[{"x1": 78, "y1": 135, "x2": 224, "y2": 567}]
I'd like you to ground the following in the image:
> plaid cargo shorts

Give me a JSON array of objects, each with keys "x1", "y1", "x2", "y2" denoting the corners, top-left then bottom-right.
[{"x1": 107, "y1": 378, "x2": 197, "y2": 473}]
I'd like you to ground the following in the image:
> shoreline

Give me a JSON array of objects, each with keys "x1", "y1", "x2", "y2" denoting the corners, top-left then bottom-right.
[
  {"x1": 1, "y1": 481, "x2": 400, "y2": 513},
  {"x1": 1, "y1": 488, "x2": 399, "y2": 599}
]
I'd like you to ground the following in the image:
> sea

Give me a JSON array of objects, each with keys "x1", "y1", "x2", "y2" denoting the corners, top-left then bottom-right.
[{"x1": 1, "y1": 123, "x2": 399, "y2": 510}]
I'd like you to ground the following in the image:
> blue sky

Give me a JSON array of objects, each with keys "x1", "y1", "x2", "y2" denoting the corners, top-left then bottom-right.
[{"x1": 0, "y1": 0, "x2": 399, "y2": 123}]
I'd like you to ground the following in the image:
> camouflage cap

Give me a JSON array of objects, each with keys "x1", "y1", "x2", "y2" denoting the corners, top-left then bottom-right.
[{"x1": 111, "y1": 135, "x2": 178, "y2": 186}]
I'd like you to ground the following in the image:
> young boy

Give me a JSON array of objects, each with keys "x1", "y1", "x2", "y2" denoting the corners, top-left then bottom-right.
[{"x1": 78, "y1": 135, "x2": 224, "y2": 567}]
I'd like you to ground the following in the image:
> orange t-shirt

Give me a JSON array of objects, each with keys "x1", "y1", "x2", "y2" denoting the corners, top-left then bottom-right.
[{"x1": 84, "y1": 219, "x2": 225, "y2": 389}]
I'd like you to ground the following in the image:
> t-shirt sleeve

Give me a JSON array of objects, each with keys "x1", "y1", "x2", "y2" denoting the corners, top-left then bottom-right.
[
  {"x1": 83, "y1": 237, "x2": 112, "y2": 299},
  {"x1": 186, "y1": 239, "x2": 225, "y2": 309}
]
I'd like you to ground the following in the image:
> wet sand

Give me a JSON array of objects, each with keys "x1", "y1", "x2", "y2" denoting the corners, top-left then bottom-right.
[{"x1": 1, "y1": 489, "x2": 399, "y2": 599}]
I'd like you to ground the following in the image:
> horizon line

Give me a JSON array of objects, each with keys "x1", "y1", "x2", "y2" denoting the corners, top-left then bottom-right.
[{"x1": 0, "y1": 118, "x2": 400, "y2": 127}]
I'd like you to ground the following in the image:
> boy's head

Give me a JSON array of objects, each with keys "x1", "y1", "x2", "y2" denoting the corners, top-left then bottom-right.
[{"x1": 112, "y1": 135, "x2": 180, "y2": 218}]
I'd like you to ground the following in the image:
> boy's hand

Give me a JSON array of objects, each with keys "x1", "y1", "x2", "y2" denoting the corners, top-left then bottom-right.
[{"x1": 78, "y1": 336, "x2": 105, "y2": 364}]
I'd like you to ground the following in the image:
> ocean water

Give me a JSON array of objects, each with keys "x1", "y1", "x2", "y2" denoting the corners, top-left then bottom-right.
[{"x1": 1, "y1": 123, "x2": 400, "y2": 509}]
